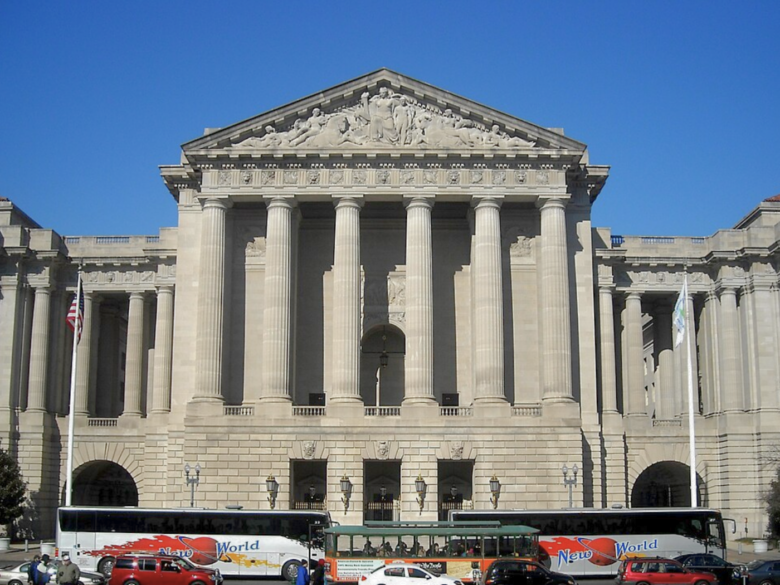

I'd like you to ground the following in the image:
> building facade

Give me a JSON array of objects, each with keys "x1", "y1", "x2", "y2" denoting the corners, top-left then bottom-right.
[{"x1": 1, "y1": 70, "x2": 778, "y2": 538}]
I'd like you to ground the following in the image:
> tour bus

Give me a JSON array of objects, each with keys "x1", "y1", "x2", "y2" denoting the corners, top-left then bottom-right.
[
  {"x1": 449, "y1": 508, "x2": 730, "y2": 577},
  {"x1": 56, "y1": 506, "x2": 331, "y2": 580},
  {"x1": 324, "y1": 522, "x2": 539, "y2": 583}
]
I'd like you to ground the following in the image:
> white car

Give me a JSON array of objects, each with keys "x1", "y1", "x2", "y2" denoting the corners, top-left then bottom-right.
[
  {"x1": 359, "y1": 564, "x2": 464, "y2": 585},
  {"x1": 0, "y1": 562, "x2": 106, "y2": 585}
]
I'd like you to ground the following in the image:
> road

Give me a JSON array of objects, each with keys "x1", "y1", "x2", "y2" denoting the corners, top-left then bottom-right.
[{"x1": 222, "y1": 578, "x2": 617, "y2": 585}]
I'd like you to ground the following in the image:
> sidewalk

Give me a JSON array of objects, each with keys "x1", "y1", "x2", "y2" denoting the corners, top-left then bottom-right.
[
  {"x1": 0, "y1": 542, "x2": 47, "y2": 564},
  {"x1": 728, "y1": 542, "x2": 780, "y2": 563}
]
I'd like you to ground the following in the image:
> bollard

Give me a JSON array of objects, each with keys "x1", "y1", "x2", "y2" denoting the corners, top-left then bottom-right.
[
  {"x1": 738, "y1": 542, "x2": 743, "y2": 555},
  {"x1": 25, "y1": 539, "x2": 29, "y2": 552}
]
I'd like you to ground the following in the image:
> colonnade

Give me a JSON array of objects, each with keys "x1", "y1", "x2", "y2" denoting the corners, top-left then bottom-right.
[{"x1": 192, "y1": 194, "x2": 577, "y2": 406}]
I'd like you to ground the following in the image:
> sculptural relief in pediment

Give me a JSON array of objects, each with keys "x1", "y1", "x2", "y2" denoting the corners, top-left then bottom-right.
[{"x1": 231, "y1": 88, "x2": 537, "y2": 151}]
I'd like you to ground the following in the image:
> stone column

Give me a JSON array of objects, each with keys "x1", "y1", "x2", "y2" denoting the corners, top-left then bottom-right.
[
  {"x1": 194, "y1": 197, "x2": 229, "y2": 402},
  {"x1": 680, "y1": 292, "x2": 700, "y2": 416},
  {"x1": 539, "y1": 197, "x2": 573, "y2": 402},
  {"x1": 598, "y1": 286, "x2": 618, "y2": 414},
  {"x1": 473, "y1": 197, "x2": 505, "y2": 402},
  {"x1": 261, "y1": 197, "x2": 295, "y2": 403},
  {"x1": 624, "y1": 292, "x2": 645, "y2": 417},
  {"x1": 74, "y1": 291, "x2": 96, "y2": 415},
  {"x1": 654, "y1": 301, "x2": 675, "y2": 419},
  {"x1": 719, "y1": 286, "x2": 743, "y2": 412},
  {"x1": 26, "y1": 286, "x2": 52, "y2": 412},
  {"x1": 123, "y1": 292, "x2": 145, "y2": 416},
  {"x1": 330, "y1": 197, "x2": 363, "y2": 403},
  {"x1": 404, "y1": 196, "x2": 435, "y2": 404},
  {"x1": 151, "y1": 286, "x2": 175, "y2": 414}
]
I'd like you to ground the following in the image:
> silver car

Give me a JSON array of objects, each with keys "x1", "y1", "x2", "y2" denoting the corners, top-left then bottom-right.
[{"x1": 0, "y1": 562, "x2": 106, "y2": 585}]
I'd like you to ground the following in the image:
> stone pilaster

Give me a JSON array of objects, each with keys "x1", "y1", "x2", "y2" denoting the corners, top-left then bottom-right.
[
  {"x1": 151, "y1": 286, "x2": 175, "y2": 414},
  {"x1": 624, "y1": 291, "x2": 645, "y2": 417},
  {"x1": 261, "y1": 197, "x2": 295, "y2": 403},
  {"x1": 27, "y1": 286, "x2": 51, "y2": 413},
  {"x1": 123, "y1": 292, "x2": 145, "y2": 417},
  {"x1": 599, "y1": 286, "x2": 618, "y2": 414},
  {"x1": 403, "y1": 196, "x2": 435, "y2": 404},
  {"x1": 330, "y1": 197, "x2": 363, "y2": 404},
  {"x1": 719, "y1": 286, "x2": 743, "y2": 412},
  {"x1": 74, "y1": 291, "x2": 95, "y2": 416},
  {"x1": 539, "y1": 197, "x2": 573, "y2": 402},
  {"x1": 473, "y1": 197, "x2": 506, "y2": 403},
  {"x1": 194, "y1": 197, "x2": 229, "y2": 403}
]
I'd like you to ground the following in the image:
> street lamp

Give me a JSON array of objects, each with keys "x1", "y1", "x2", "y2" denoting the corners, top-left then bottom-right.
[
  {"x1": 184, "y1": 463, "x2": 201, "y2": 508},
  {"x1": 266, "y1": 474, "x2": 279, "y2": 509},
  {"x1": 489, "y1": 475, "x2": 501, "y2": 509},
  {"x1": 340, "y1": 475, "x2": 352, "y2": 512},
  {"x1": 415, "y1": 475, "x2": 427, "y2": 513},
  {"x1": 562, "y1": 464, "x2": 578, "y2": 508}
]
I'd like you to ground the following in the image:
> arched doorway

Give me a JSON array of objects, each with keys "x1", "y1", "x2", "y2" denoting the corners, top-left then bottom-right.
[
  {"x1": 631, "y1": 461, "x2": 706, "y2": 507},
  {"x1": 67, "y1": 461, "x2": 139, "y2": 506},
  {"x1": 360, "y1": 324, "x2": 405, "y2": 406}
]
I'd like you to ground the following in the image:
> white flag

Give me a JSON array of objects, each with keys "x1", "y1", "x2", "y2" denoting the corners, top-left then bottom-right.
[{"x1": 673, "y1": 275, "x2": 688, "y2": 347}]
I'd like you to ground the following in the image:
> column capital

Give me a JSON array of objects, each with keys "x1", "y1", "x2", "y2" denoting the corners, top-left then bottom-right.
[
  {"x1": 332, "y1": 195, "x2": 364, "y2": 209},
  {"x1": 626, "y1": 291, "x2": 643, "y2": 302},
  {"x1": 471, "y1": 195, "x2": 503, "y2": 210},
  {"x1": 717, "y1": 284, "x2": 739, "y2": 297},
  {"x1": 263, "y1": 195, "x2": 297, "y2": 209},
  {"x1": 156, "y1": 284, "x2": 175, "y2": 295},
  {"x1": 536, "y1": 196, "x2": 570, "y2": 210},
  {"x1": 201, "y1": 196, "x2": 233, "y2": 210},
  {"x1": 403, "y1": 194, "x2": 435, "y2": 209}
]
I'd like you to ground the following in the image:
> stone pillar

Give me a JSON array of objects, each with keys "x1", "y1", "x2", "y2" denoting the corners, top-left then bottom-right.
[
  {"x1": 123, "y1": 292, "x2": 145, "y2": 417},
  {"x1": 404, "y1": 196, "x2": 435, "y2": 404},
  {"x1": 194, "y1": 197, "x2": 229, "y2": 402},
  {"x1": 539, "y1": 197, "x2": 573, "y2": 402},
  {"x1": 624, "y1": 292, "x2": 645, "y2": 417},
  {"x1": 151, "y1": 286, "x2": 175, "y2": 414},
  {"x1": 330, "y1": 197, "x2": 363, "y2": 403},
  {"x1": 26, "y1": 286, "x2": 52, "y2": 413},
  {"x1": 719, "y1": 286, "x2": 743, "y2": 412},
  {"x1": 74, "y1": 291, "x2": 96, "y2": 416},
  {"x1": 598, "y1": 286, "x2": 618, "y2": 414},
  {"x1": 261, "y1": 197, "x2": 295, "y2": 403},
  {"x1": 654, "y1": 301, "x2": 675, "y2": 419},
  {"x1": 680, "y1": 292, "x2": 700, "y2": 416},
  {"x1": 473, "y1": 197, "x2": 505, "y2": 403}
]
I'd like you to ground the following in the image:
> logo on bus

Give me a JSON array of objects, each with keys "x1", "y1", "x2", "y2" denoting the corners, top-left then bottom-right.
[{"x1": 543, "y1": 537, "x2": 659, "y2": 569}]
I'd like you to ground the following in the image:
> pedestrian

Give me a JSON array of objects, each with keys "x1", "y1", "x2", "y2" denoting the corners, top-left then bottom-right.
[
  {"x1": 27, "y1": 555, "x2": 41, "y2": 585},
  {"x1": 310, "y1": 559, "x2": 325, "y2": 585},
  {"x1": 56, "y1": 554, "x2": 80, "y2": 585},
  {"x1": 294, "y1": 560, "x2": 309, "y2": 585},
  {"x1": 37, "y1": 555, "x2": 52, "y2": 585}
]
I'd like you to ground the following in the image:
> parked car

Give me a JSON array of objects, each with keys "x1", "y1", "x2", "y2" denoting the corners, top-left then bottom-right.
[
  {"x1": 107, "y1": 555, "x2": 221, "y2": 585},
  {"x1": 615, "y1": 557, "x2": 718, "y2": 585},
  {"x1": 359, "y1": 564, "x2": 464, "y2": 585},
  {"x1": 480, "y1": 559, "x2": 576, "y2": 585},
  {"x1": 0, "y1": 561, "x2": 106, "y2": 585},
  {"x1": 675, "y1": 554, "x2": 743, "y2": 585},
  {"x1": 743, "y1": 560, "x2": 780, "y2": 585}
]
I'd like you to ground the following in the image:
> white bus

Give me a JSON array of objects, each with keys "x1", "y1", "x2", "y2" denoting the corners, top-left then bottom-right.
[
  {"x1": 56, "y1": 507, "x2": 331, "y2": 580},
  {"x1": 449, "y1": 508, "x2": 731, "y2": 577}
]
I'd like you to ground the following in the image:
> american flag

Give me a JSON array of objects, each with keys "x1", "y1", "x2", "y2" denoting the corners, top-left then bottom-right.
[{"x1": 66, "y1": 277, "x2": 84, "y2": 343}]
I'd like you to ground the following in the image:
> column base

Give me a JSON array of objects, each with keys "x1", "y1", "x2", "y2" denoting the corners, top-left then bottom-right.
[
  {"x1": 258, "y1": 401, "x2": 293, "y2": 419},
  {"x1": 542, "y1": 400, "x2": 581, "y2": 421},
  {"x1": 327, "y1": 401, "x2": 365, "y2": 421},
  {"x1": 401, "y1": 399, "x2": 439, "y2": 419},
  {"x1": 118, "y1": 414, "x2": 143, "y2": 430},
  {"x1": 473, "y1": 400, "x2": 511, "y2": 419},
  {"x1": 186, "y1": 400, "x2": 225, "y2": 418}
]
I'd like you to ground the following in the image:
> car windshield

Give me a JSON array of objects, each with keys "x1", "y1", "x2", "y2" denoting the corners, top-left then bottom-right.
[{"x1": 746, "y1": 561, "x2": 765, "y2": 570}]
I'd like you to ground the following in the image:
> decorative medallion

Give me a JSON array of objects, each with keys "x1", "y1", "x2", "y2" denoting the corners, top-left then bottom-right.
[{"x1": 302, "y1": 441, "x2": 316, "y2": 459}]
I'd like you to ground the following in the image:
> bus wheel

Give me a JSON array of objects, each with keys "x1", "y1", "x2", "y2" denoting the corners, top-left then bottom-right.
[
  {"x1": 98, "y1": 557, "x2": 116, "y2": 577},
  {"x1": 282, "y1": 560, "x2": 302, "y2": 582}
]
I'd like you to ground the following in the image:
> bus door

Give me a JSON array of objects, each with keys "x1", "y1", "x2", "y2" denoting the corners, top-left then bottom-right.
[{"x1": 70, "y1": 510, "x2": 96, "y2": 564}]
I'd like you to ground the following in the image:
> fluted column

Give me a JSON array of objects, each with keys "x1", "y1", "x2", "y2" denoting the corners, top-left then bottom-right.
[
  {"x1": 539, "y1": 197, "x2": 573, "y2": 402},
  {"x1": 123, "y1": 292, "x2": 145, "y2": 416},
  {"x1": 404, "y1": 196, "x2": 435, "y2": 403},
  {"x1": 330, "y1": 197, "x2": 363, "y2": 403},
  {"x1": 473, "y1": 197, "x2": 505, "y2": 402},
  {"x1": 654, "y1": 302, "x2": 675, "y2": 419},
  {"x1": 194, "y1": 197, "x2": 229, "y2": 402},
  {"x1": 598, "y1": 286, "x2": 618, "y2": 413},
  {"x1": 74, "y1": 292, "x2": 95, "y2": 415},
  {"x1": 27, "y1": 286, "x2": 52, "y2": 412},
  {"x1": 261, "y1": 197, "x2": 295, "y2": 403},
  {"x1": 624, "y1": 292, "x2": 645, "y2": 417},
  {"x1": 719, "y1": 286, "x2": 743, "y2": 412},
  {"x1": 151, "y1": 286, "x2": 175, "y2": 414},
  {"x1": 680, "y1": 292, "x2": 700, "y2": 416}
]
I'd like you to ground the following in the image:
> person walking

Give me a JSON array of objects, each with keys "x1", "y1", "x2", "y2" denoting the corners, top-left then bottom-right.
[
  {"x1": 294, "y1": 560, "x2": 309, "y2": 585},
  {"x1": 56, "y1": 555, "x2": 80, "y2": 585},
  {"x1": 310, "y1": 559, "x2": 325, "y2": 585},
  {"x1": 27, "y1": 555, "x2": 41, "y2": 585}
]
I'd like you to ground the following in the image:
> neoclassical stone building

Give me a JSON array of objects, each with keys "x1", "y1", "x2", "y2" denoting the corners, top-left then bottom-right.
[{"x1": 1, "y1": 70, "x2": 778, "y2": 538}]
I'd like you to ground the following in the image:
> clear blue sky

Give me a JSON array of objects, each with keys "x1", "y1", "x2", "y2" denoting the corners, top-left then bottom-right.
[{"x1": 1, "y1": 1, "x2": 778, "y2": 238}]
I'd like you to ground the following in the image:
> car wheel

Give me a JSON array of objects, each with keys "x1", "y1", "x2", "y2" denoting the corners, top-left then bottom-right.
[
  {"x1": 10, "y1": 579, "x2": 24, "y2": 585},
  {"x1": 98, "y1": 557, "x2": 116, "y2": 577},
  {"x1": 695, "y1": 580, "x2": 710, "y2": 585},
  {"x1": 282, "y1": 560, "x2": 302, "y2": 582},
  {"x1": 125, "y1": 580, "x2": 140, "y2": 585},
  {"x1": 637, "y1": 581, "x2": 651, "y2": 585},
  {"x1": 759, "y1": 580, "x2": 773, "y2": 585},
  {"x1": 191, "y1": 581, "x2": 206, "y2": 585}
]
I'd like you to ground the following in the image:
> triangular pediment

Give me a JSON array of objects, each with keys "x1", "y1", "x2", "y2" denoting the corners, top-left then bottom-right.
[{"x1": 182, "y1": 69, "x2": 587, "y2": 158}]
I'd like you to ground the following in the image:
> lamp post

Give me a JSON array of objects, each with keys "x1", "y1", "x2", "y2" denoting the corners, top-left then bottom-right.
[
  {"x1": 266, "y1": 474, "x2": 279, "y2": 509},
  {"x1": 340, "y1": 475, "x2": 352, "y2": 513},
  {"x1": 562, "y1": 464, "x2": 578, "y2": 508},
  {"x1": 415, "y1": 475, "x2": 427, "y2": 513},
  {"x1": 489, "y1": 475, "x2": 501, "y2": 509},
  {"x1": 184, "y1": 463, "x2": 201, "y2": 508}
]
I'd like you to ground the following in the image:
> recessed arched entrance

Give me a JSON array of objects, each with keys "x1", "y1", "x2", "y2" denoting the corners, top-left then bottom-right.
[
  {"x1": 360, "y1": 324, "x2": 405, "y2": 406},
  {"x1": 66, "y1": 460, "x2": 139, "y2": 506},
  {"x1": 631, "y1": 461, "x2": 706, "y2": 507}
]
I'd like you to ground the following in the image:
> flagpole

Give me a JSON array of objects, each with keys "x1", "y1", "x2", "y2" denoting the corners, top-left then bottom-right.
[
  {"x1": 683, "y1": 273, "x2": 698, "y2": 508},
  {"x1": 65, "y1": 271, "x2": 82, "y2": 507}
]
